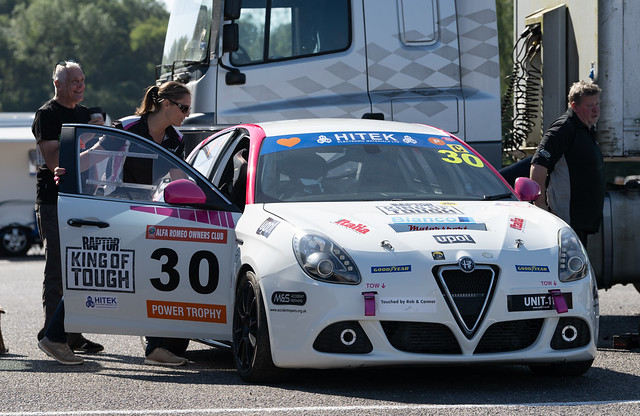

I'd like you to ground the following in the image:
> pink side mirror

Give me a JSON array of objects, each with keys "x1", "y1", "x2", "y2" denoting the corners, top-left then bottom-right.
[
  {"x1": 513, "y1": 177, "x2": 541, "y2": 202},
  {"x1": 164, "y1": 179, "x2": 206, "y2": 204}
]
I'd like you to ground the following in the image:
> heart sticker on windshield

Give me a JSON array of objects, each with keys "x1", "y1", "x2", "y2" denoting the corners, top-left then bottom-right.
[{"x1": 277, "y1": 137, "x2": 301, "y2": 147}]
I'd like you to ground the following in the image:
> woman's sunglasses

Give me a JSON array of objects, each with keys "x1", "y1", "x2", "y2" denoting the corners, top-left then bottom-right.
[{"x1": 168, "y1": 99, "x2": 191, "y2": 115}]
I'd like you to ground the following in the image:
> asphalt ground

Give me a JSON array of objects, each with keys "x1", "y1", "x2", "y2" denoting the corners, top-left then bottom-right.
[{"x1": 1, "y1": 250, "x2": 640, "y2": 416}]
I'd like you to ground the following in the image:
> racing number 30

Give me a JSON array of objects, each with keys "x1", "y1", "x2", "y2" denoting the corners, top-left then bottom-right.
[
  {"x1": 150, "y1": 248, "x2": 219, "y2": 294},
  {"x1": 438, "y1": 149, "x2": 484, "y2": 168}
]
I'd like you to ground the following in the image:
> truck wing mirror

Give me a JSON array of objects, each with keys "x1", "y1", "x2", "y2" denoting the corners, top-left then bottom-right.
[
  {"x1": 513, "y1": 177, "x2": 541, "y2": 202},
  {"x1": 223, "y1": 23, "x2": 239, "y2": 53},
  {"x1": 224, "y1": 0, "x2": 241, "y2": 20}
]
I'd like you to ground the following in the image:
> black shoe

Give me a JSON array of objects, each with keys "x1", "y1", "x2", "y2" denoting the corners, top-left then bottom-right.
[{"x1": 69, "y1": 337, "x2": 104, "y2": 353}]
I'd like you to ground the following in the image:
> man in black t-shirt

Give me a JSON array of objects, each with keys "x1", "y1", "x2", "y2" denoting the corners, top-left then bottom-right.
[
  {"x1": 32, "y1": 60, "x2": 105, "y2": 363},
  {"x1": 530, "y1": 81, "x2": 604, "y2": 247}
]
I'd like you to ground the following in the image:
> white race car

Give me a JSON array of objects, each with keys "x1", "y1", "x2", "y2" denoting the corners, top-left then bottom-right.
[{"x1": 57, "y1": 118, "x2": 598, "y2": 382}]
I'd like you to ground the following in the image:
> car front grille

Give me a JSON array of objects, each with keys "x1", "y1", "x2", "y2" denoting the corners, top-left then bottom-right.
[
  {"x1": 474, "y1": 319, "x2": 544, "y2": 353},
  {"x1": 433, "y1": 264, "x2": 498, "y2": 339},
  {"x1": 381, "y1": 321, "x2": 462, "y2": 354}
]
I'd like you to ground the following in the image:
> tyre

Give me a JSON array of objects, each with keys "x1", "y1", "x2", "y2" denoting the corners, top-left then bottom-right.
[
  {"x1": 529, "y1": 359, "x2": 594, "y2": 376},
  {"x1": 0, "y1": 226, "x2": 32, "y2": 257},
  {"x1": 232, "y1": 270, "x2": 284, "y2": 383}
]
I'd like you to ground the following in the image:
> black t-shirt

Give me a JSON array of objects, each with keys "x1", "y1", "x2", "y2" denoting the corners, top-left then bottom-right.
[
  {"x1": 32, "y1": 99, "x2": 91, "y2": 204},
  {"x1": 531, "y1": 109, "x2": 605, "y2": 232},
  {"x1": 111, "y1": 115, "x2": 185, "y2": 184}
]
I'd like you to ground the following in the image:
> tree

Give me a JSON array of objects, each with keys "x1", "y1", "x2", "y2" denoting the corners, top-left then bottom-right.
[{"x1": 0, "y1": 0, "x2": 168, "y2": 118}]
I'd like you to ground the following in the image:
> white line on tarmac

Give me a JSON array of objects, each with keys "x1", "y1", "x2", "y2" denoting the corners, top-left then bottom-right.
[{"x1": 3, "y1": 401, "x2": 640, "y2": 416}]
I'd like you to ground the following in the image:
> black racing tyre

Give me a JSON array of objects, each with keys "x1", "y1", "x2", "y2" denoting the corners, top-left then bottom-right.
[
  {"x1": 529, "y1": 358, "x2": 594, "y2": 376},
  {"x1": 232, "y1": 270, "x2": 284, "y2": 383},
  {"x1": 0, "y1": 226, "x2": 32, "y2": 257}
]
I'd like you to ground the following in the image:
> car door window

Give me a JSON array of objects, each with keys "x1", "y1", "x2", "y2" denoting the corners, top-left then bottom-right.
[
  {"x1": 190, "y1": 130, "x2": 236, "y2": 180},
  {"x1": 68, "y1": 126, "x2": 231, "y2": 207}
]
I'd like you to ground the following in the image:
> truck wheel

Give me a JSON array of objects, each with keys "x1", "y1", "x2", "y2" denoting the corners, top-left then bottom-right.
[
  {"x1": 0, "y1": 226, "x2": 32, "y2": 257},
  {"x1": 232, "y1": 271, "x2": 284, "y2": 383},
  {"x1": 529, "y1": 359, "x2": 594, "y2": 376}
]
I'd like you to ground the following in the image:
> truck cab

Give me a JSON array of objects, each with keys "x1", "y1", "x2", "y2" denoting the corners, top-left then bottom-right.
[{"x1": 157, "y1": 0, "x2": 503, "y2": 168}]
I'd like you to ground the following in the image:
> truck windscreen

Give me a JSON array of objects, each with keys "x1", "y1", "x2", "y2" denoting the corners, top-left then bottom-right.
[{"x1": 161, "y1": 0, "x2": 213, "y2": 70}]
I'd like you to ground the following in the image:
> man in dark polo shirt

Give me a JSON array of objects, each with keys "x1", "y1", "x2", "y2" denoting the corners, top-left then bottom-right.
[
  {"x1": 530, "y1": 81, "x2": 604, "y2": 247},
  {"x1": 32, "y1": 60, "x2": 105, "y2": 360}
]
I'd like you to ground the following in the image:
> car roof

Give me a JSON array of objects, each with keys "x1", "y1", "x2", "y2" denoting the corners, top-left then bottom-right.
[
  {"x1": 0, "y1": 113, "x2": 35, "y2": 143},
  {"x1": 255, "y1": 118, "x2": 452, "y2": 138}
]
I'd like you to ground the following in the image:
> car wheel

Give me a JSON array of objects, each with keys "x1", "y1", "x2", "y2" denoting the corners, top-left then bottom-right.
[
  {"x1": 232, "y1": 270, "x2": 283, "y2": 383},
  {"x1": 529, "y1": 359, "x2": 594, "y2": 376},
  {"x1": 0, "y1": 226, "x2": 32, "y2": 257}
]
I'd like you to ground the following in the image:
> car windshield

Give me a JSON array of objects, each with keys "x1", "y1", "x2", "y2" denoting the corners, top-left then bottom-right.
[{"x1": 255, "y1": 131, "x2": 514, "y2": 202}]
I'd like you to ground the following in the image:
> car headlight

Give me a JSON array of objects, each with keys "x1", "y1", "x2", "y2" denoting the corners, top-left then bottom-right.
[
  {"x1": 293, "y1": 232, "x2": 361, "y2": 284},
  {"x1": 558, "y1": 227, "x2": 588, "y2": 282}
]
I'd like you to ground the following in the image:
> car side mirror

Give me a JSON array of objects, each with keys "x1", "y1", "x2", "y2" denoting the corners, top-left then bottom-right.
[
  {"x1": 513, "y1": 177, "x2": 541, "y2": 202},
  {"x1": 164, "y1": 179, "x2": 206, "y2": 205}
]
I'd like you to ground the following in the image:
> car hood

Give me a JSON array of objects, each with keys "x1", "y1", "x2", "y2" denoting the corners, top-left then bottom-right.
[{"x1": 263, "y1": 200, "x2": 566, "y2": 252}]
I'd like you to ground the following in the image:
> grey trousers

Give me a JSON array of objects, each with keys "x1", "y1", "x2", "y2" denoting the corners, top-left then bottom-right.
[{"x1": 35, "y1": 203, "x2": 81, "y2": 344}]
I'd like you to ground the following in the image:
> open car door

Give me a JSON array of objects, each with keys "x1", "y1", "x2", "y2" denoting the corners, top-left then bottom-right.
[{"x1": 57, "y1": 124, "x2": 240, "y2": 341}]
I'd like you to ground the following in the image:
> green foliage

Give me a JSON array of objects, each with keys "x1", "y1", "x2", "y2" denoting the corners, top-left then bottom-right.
[
  {"x1": 0, "y1": 0, "x2": 169, "y2": 119},
  {"x1": 496, "y1": 0, "x2": 514, "y2": 99}
]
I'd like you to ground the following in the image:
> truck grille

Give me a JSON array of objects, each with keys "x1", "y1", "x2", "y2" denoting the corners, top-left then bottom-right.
[{"x1": 434, "y1": 265, "x2": 498, "y2": 339}]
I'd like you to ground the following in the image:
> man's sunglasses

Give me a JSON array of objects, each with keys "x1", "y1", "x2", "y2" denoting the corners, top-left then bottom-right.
[
  {"x1": 56, "y1": 59, "x2": 77, "y2": 68},
  {"x1": 168, "y1": 99, "x2": 191, "y2": 115}
]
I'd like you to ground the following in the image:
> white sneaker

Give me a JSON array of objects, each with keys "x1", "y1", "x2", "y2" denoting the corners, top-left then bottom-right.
[
  {"x1": 38, "y1": 337, "x2": 84, "y2": 365},
  {"x1": 144, "y1": 347, "x2": 187, "y2": 366}
]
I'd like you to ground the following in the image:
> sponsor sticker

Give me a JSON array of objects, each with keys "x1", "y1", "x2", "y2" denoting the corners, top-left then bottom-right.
[
  {"x1": 85, "y1": 295, "x2": 118, "y2": 310},
  {"x1": 271, "y1": 291, "x2": 307, "y2": 306},
  {"x1": 146, "y1": 225, "x2": 227, "y2": 244},
  {"x1": 257, "y1": 217, "x2": 280, "y2": 238},
  {"x1": 433, "y1": 234, "x2": 476, "y2": 244},
  {"x1": 515, "y1": 265, "x2": 550, "y2": 272},
  {"x1": 146, "y1": 300, "x2": 226, "y2": 323},
  {"x1": 65, "y1": 237, "x2": 134, "y2": 293},
  {"x1": 371, "y1": 265, "x2": 411, "y2": 273},
  {"x1": 378, "y1": 203, "x2": 464, "y2": 215},
  {"x1": 390, "y1": 222, "x2": 486, "y2": 232},
  {"x1": 507, "y1": 293, "x2": 572, "y2": 312},
  {"x1": 334, "y1": 219, "x2": 370, "y2": 234},
  {"x1": 432, "y1": 251, "x2": 446, "y2": 260},
  {"x1": 509, "y1": 216, "x2": 525, "y2": 231},
  {"x1": 378, "y1": 297, "x2": 437, "y2": 313}
]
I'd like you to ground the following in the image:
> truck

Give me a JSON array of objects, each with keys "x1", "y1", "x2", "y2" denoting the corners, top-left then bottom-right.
[
  {"x1": 157, "y1": 1, "x2": 640, "y2": 291},
  {"x1": 156, "y1": 0, "x2": 504, "y2": 168},
  {"x1": 510, "y1": 0, "x2": 640, "y2": 290}
]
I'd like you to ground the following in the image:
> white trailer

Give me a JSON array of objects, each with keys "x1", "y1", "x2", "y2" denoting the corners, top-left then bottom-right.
[
  {"x1": 511, "y1": 0, "x2": 640, "y2": 289},
  {"x1": 0, "y1": 113, "x2": 40, "y2": 256},
  {"x1": 157, "y1": 0, "x2": 503, "y2": 168}
]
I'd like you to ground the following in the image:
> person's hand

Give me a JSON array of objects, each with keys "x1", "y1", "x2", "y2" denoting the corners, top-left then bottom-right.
[
  {"x1": 88, "y1": 115, "x2": 105, "y2": 125},
  {"x1": 54, "y1": 167, "x2": 66, "y2": 185}
]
